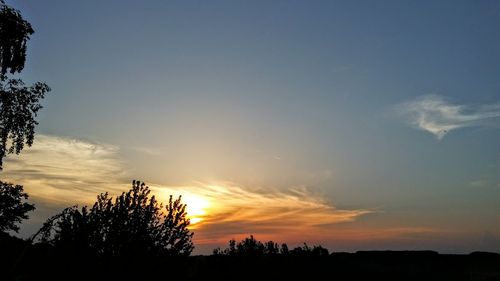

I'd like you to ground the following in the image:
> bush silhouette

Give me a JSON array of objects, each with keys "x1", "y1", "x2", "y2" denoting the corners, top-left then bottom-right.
[
  {"x1": 290, "y1": 243, "x2": 329, "y2": 257},
  {"x1": 213, "y1": 235, "x2": 329, "y2": 257},
  {"x1": 0, "y1": 181, "x2": 34, "y2": 233},
  {"x1": 37, "y1": 180, "x2": 194, "y2": 257}
]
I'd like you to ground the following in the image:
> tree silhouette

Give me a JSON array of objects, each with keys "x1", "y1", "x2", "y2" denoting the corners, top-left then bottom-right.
[
  {"x1": 235, "y1": 235, "x2": 265, "y2": 256},
  {"x1": 264, "y1": 240, "x2": 280, "y2": 255},
  {"x1": 36, "y1": 180, "x2": 194, "y2": 257},
  {"x1": 279, "y1": 243, "x2": 289, "y2": 255},
  {"x1": 214, "y1": 235, "x2": 293, "y2": 256},
  {"x1": 0, "y1": 181, "x2": 34, "y2": 233},
  {"x1": 0, "y1": 0, "x2": 50, "y2": 169},
  {"x1": 214, "y1": 236, "x2": 330, "y2": 257},
  {"x1": 0, "y1": 0, "x2": 33, "y2": 75},
  {"x1": 290, "y1": 243, "x2": 329, "y2": 257}
]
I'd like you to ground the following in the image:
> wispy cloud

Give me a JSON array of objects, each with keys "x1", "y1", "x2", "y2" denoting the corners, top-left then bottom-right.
[
  {"x1": 2, "y1": 134, "x2": 128, "y2": 206},
  {"x1": 151, "y1": 183, "x2": 372, "y2": 245},
  {"x1": 2, "y1": 134, "x2": 370, "y2": 245},
  {"x1": 396, "y1": 95, "x2": 500, "y2": 140}
]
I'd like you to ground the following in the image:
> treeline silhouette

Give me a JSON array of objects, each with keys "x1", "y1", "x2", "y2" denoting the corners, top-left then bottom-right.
[
  {"x1": 0, "y1": 179, "x2": 499, "y2": 280},
  {"x1": 1, "y1": 180, "x2": 500, "y2": 280},
  {"x1": 213, "y1": 235, "x2": 329, "y2": 257},
  {"x1": 1, "y1": 230, "x2": 500, "y2": 281}
]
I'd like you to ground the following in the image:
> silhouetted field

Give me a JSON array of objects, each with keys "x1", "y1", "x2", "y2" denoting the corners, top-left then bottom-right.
[{"x1": 2, "y1": 233, "x2": 500, "y2": 281}]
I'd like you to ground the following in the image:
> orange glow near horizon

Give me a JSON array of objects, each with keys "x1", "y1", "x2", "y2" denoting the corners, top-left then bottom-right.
[
  {"x1": 182, "y1": 194, "x2": 211, "y2": 226},
  {"x1": 0, "y1": 134, "x2": 372, "y2": 247},
  {"x1": 152, "y1": 183, "x2": 372, "y2": 245},
  {"x1": 153, "y1": 188, "x2": 214, "y2": 228}
]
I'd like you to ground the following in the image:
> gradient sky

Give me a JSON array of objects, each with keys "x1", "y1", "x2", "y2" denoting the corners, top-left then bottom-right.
[{"x1": 3, "y1": 0, "x2": 500, "y2": 254}]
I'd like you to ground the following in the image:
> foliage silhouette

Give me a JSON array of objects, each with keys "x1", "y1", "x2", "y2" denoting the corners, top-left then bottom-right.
[
  {"x1": 0, "y1": 0, "x2": 33, "y2": 75},
  {"x1": 213, "y1": 235, "x2": 329, "y2": 257},
  {"x1": 36, "y1": 180, "x2": 194, "y2": 257},
  {"x1": 1, "y1": 232, "x2": 500, "y2": 281},
  {"x1": 290, "y1": 242, "x2": 329, "y2": 257},
  {"x1": 0, "y1": 0, "x2": 50, "y2": 169},
  {"x1": 0, "y1": 181, "x2": 34, "y2": 233}
]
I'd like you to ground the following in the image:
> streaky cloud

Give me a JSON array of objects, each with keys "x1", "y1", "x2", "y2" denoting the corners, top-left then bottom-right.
[
  {"x1": 396, "y1": 95, "x2": 500, "y2": 140},
  {"x1": 2, "y1": 134, "x2": 371, "y2": 244},
  {"x1": 2, "y1": 134, "x2": 128, "y2": 206},
  {"x1": 150, "y1": 183, "x2": 372, "y2": 245}
]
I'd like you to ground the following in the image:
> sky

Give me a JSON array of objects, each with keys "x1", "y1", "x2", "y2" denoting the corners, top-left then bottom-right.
[{"x1": 2, "y1": 0, "x2": 500, "y2": 254}]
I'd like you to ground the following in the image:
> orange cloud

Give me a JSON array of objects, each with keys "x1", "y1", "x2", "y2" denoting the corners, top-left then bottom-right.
[
  {"x1": 3, "y1": 134, "x2": 371, "y2": 246},
  {"x1": 150, "y1": 183, "x2": 372, "y2": 245}
]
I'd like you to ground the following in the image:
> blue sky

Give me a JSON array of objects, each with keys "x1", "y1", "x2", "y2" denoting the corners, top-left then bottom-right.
[{"x1": 4, "y1": 0, "x2": 500, "y2": 253}]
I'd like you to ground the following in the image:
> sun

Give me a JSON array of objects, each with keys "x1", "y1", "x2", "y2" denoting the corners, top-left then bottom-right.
[
  {"x1": 182, "y1": 194, "x2": 210, "y2": 226},
  {"x1": 154, "y1": 187, "x2": 211, "y2": 226}
]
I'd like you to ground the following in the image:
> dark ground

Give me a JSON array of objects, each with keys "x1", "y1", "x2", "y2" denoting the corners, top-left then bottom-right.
[{"x1": 1, "y1": 233, "x2": 500, "y2": 281}]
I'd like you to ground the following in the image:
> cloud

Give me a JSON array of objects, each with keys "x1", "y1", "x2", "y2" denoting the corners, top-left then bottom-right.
[
  {"x1": 2, "y1": 134, "x2": 370, "y2": 245},
  {"x1": 2, "y1": 134, "x2": 128, "y2": 206},
  {"x1": 150, "y1": 183, "x2": 372, "y2": 245},
  {"x1": 396, "y1": 95, "x2": 500, "y2": 140}
]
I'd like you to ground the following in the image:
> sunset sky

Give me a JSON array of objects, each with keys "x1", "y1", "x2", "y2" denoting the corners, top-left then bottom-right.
[{"x1": 3, "y1": 0, "x2": 500, "y2": 254}]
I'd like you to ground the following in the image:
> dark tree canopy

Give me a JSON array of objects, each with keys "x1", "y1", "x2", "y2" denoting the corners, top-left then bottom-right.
[
  {"x1": 36, "y1": 180, "x2": 194, "y2": 257},
  {"x1": 213, "y1": 235, "x2": 284, "y2": 256},
  {"x1": 213, "y1": 235, "x2": 329, "y2": 257},
  {"x1": 0, "y1": 0, "x2": 50, "y2": 169},
  {"x1": 0, "y1": 79, "x2": 49, "y2": 168},
  {"x1": 0, "y1": 181, "x2": 35, "y2": 233},
  {"x1": 0, "y1": 0, "x2": 33, "y2": 75}
]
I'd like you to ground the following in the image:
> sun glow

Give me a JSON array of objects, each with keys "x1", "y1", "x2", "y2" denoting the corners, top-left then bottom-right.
[
  {"x1": 182, "y1": 194, "x2": 211, "y2": 226},
  {"x1": 151, "y1": 183, "x2": 369, "y2": 242},
  {"x1": 152, "y1": 187, "x2": 213, "y2": 227}
]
